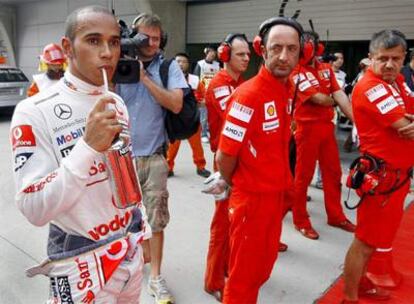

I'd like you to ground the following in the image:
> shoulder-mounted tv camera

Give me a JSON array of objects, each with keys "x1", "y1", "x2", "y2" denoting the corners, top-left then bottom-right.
[{"x1": 112, "y1": 20, "x2": 149, "y2": 84}]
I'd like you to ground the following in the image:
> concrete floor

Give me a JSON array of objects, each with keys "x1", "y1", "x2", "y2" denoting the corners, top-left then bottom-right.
[{"x1": 1, "y1": 110, "x2": 409, "y2": 304}]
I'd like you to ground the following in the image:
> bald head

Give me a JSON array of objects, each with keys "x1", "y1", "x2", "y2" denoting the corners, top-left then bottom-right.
[{"x1": 65, "y1": 5, "x2": 117, "y2": 41}]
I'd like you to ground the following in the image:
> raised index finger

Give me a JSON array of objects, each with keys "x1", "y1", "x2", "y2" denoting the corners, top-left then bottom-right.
[{"x1": 91, "y1": 96, "x2": 116, "y2": 113}]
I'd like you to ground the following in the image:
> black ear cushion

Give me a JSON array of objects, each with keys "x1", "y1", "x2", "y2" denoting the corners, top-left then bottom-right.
[
  {"x1": 349, "y1": 157, "x2": 362, "y2": 171},
  {"x1": 348, "y1": 155, "x2": 379, "y2": 189},
  {"x1": 350, "y1": 169, "x2": 365, "y2": 189},
  {"x1": 160, "y1": 32, "x2": 168, "y2": 50},
  {"x1": 349, "y1": 155, "x2": 378, "y2": 172}
]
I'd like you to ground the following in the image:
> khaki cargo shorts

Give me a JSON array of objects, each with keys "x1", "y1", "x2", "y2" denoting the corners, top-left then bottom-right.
[{"x1": 135, "y1": 154, "x2": 169, "y2": 232}]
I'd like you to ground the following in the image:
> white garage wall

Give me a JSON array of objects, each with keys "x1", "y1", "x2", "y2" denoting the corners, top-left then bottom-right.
[
  {"x1": 17, "y1": 0, "x2": 108, "y2": 78},
  {"x1": 15, "y1": 0, "x2": 184, "y2": 80},
  {"x1": 0, "y1": 5, "x2": 17, "y2": 66},
  {"x1": 187, "y1": 0, "x2": 414, "y2": 43}
]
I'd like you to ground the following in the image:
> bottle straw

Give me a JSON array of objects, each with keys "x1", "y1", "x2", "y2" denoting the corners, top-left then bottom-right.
[{"x1": 101, "y1": 68, "x2": 109, "y2": 93}]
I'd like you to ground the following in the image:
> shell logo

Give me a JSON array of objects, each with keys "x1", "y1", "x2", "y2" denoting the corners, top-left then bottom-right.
[
  {"x1": 267, "y1": 105, "x2": 275, "y2": 117},
  {"x1": 264, "y1": 101, "x2": 277, "y2": 120}
]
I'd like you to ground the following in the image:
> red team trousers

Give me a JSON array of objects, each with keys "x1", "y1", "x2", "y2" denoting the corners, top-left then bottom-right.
[
  {"x1": 166, "y1": 126, "x2": 206, "y2": 171},
  {"x1": 204, "y1": 159, "x2": 230, "y2": 292},
  {"x1": 223, "y1": 188, "x2": 283, "y2": 304},
  {"x1": 204, "y1": 198, "x2": 230, "y2": 292},
  {"x1": 293, "y1": 121, "x2": 347, "y2": 228}
]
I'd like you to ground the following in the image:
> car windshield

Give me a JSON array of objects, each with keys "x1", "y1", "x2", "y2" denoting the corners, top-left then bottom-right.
[{"x1": 0, "y1": 68, "x2": 29, "y2": 82}]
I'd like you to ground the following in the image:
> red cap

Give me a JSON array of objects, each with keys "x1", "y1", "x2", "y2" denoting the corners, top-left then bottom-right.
[{"x1": 41, "y1": 43, "x2": 65, "y2": 65}]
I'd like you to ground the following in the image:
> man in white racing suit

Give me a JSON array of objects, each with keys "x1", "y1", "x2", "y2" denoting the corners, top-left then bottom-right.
[{"x1": 10, "y1": 6, "x2": 149, "y2": 303}]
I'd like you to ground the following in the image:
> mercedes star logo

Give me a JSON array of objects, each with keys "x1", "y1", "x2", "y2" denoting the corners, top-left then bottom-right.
[{"x1": 54, "y1": 104, "x2": 72, "y2": 120}]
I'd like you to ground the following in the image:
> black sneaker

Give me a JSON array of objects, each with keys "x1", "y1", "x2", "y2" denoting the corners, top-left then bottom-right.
[
  {"x1": 197, "y1": 168, "x2": 211, "y2": 178},
  {"x1": 168, "y1": 170, "x2": 174, "y2": 178}
]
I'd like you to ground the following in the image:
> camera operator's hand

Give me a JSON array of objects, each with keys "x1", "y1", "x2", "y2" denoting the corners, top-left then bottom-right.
[
  {"x1": 84, "y1": 96, "x2": 123, "y2": 152},
  {"x1": 138, "y1": 60, "x2": 148, "y2": 83}
]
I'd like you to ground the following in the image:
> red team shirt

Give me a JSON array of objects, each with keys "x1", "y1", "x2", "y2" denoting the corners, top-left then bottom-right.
[
  {"x1": 353, "y1": 68, "x2": 414, "y2": 169},
  {"x1": 205, "y1": 70, "x2": 244, "y2": 152},
  {"x1": 218, "y1": 66, "x2": 292, "y2": 192},
  {"x1": 353, "y1": 69, "x2": 414, "y2": 248},
  {"x1": 291, "y1": 61, "x2": 341, "y2": 122}
]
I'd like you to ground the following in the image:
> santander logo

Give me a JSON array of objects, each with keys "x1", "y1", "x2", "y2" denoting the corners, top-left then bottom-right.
[{"x1": 88, "y1": 211, "x2": 131, "y2": 241}]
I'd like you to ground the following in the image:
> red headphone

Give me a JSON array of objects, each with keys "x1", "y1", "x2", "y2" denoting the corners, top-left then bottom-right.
[
  {"x1": 217, "y1": 33, "x2": 248, "y2": 62},
  {"x1": 300, "y1": 31, "x2": 325, "y2": 65},
  {"x1": 252, "y1": 17, "x2": 326, "y2": 66},
  {"x1": 252, "y1": 17, "x2": 304, "y2": 57}
]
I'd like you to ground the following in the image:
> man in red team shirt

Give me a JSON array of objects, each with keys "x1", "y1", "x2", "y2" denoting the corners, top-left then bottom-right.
[
  {"x1": 204, "y1": 33, "x2": 250, "y2": 301},
  {"x1": 290, "y1": 31, "x2": 355, "y2": 240},
  {"x1": 216, "y1": 17, "x2": 301, "y2": 303},
  {"x1": 342, "y1": 30, "x2": 414, "y2": 303}
]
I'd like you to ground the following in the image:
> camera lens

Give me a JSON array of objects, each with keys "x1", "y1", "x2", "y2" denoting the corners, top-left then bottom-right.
[{"x1": 119, "y1": 64, "x2": 131, "y2": 76}]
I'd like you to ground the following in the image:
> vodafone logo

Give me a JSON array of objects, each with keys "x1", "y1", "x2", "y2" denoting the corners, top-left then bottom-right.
[
  {"x1": 11, "y1": 125, "x2": 36, "y2": 150},
  {"x1": 106, "y1": 240, "x2": 128, "y2": 260},
  {"x1": 13, "y1": 127, "x2": 22, "y2": 140},
  {"x1": 88, "y1": 211, "x2": 132, "y2": 241}
]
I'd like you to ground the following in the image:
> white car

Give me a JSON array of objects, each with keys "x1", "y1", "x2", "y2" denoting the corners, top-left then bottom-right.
[{"x1": 0, "y1": 66, "x2": 29, "y2": 108}]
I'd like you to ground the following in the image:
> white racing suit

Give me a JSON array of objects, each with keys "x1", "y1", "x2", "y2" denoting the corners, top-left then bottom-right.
[{"x1": 11, "y1": 71, "x2": 150, "y2": 303}]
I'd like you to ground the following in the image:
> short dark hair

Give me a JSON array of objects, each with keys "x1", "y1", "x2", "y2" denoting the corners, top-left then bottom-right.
[
  {"x1": 65, "y1": 6, "x2": 115, "y2": 41},
  {"x1": 175, "y1": 52, "x2": 190, "y2": 61},
  {"x1": 223, "y1": 33, "x2": 249, "y2": 46},
  {"x1": 303, "y1": 31, "x2": 319, "y2": 45},
  {"x1": 204, "y1": 46, "x2": 216, "y2": 55},
  {"x1": 369, "y1": 29, "x2": 407, "y2": 55}
]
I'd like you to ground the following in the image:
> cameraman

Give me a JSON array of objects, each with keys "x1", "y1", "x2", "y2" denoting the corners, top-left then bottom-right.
[{"x1": 116, "y1": 13, "x2": 187, "y2": 304}]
